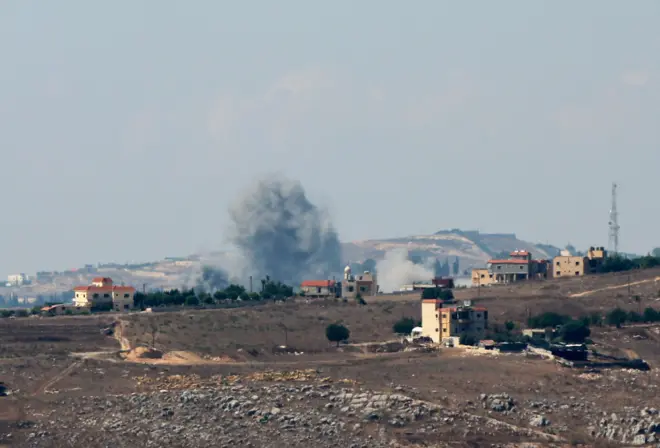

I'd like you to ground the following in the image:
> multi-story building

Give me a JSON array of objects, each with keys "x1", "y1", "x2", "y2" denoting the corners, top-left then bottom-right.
[
  {"x1": 552, "y1": 246, "x2": 606, "y2": 278},
  {"x1": 300, "y1": 280, "x2": 338, "y2": 298},
  {"x1": 341, "y1": 265, "x2": 378, "y2": 298},
  {"x1": 485, "y1": 250, "x2": 549, "y2": 284},
  {"x1": 73, "y1": 277, "x2": 136, "y2": 312},
  {"x1": 421, "y1": 299, "x2": 488, "y2": 343}
]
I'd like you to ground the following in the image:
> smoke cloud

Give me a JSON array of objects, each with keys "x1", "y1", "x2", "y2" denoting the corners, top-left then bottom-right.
[
  {"x1": 228, "y1": 174, "x2": 342, "y2": 285},
  {"x1": 376, "y1": 249, "x2": 434, "y2": 293}
]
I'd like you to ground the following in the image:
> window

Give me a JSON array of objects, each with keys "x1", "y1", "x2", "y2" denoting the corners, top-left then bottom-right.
[
  {"x1": 124, "y1": 294, "x2": 129, "y2": 298},
  {"x1": 76, "y1": 293, "x2": 79, "y2": 298},
  {"x1": 435, "y1": 328, "x2": 439, "y2": 332},
  {"x1": 497, "y1": 266, "x2": 501, "y2": 270},
  {"x1": 476, "y1": 314, "x2": 481, "y2": 318},
  {"x1": 93, "y1": 293, "x2": 99, "y2": 299},
  {"x1": 317, "y1": 287, "x2": 322, "y2": 294},
  {"x1": 124, "y1": 304, "x2": 129, "y2": 310},
  {"x1": 480, "y1": 274, "x2": 485, "y2": 279},
  {"x1": 360, "y1": 286, "x2": 367, "y2": 292},
  {"x1": 442, "y1": 314, "x2": 447, "y2": 319},
  {"x1": 348, "y1": 286, "x2": 354, "y2": 292},
  {"x1": 435, "y1": 314, "x2": 438, "y2": 318},
  {"x1": 575, "y1": 271, "x2": 580, "y2": 276},
  {"x1": 556, "y1": 261, "x2": 560, "y2": 266},
  {"x1": 519, "y1": 266, "x2": 524, "y2": 270},
  {"x1": 556, "y1": 271, "x2": 561, "y2": 276},
  {"x1": 575, "y1": 261, "x2": 580, "y2": 266},
  {"x1": 103, "y1": 293, "x2": 110, "y2": 298},
  {"x1": 443, "y1": 328, "x2": 447, "y2": 333}
]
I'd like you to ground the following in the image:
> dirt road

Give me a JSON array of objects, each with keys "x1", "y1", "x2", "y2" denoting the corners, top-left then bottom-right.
[{"x1": 569, "y1": 276, "x2": 660, "y2": 297}]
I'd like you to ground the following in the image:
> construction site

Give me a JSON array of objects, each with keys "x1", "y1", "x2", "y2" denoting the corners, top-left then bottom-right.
[{"x1": 1, "y1": 264, "x2": 660, "y2": 447}]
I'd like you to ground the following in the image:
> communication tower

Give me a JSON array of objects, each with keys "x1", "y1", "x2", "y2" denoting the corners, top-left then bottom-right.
[{"x1": 608, "y1": 182, "x2": 620, "y2": 254}]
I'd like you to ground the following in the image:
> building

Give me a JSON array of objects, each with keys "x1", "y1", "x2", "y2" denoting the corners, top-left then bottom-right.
[
  {"x1": 471, "y1": 268, "x2": 495, "y2": 287},
  {"x1": 552, "y1": 246, "x2": 607, "y2": 278},
  {"x1": 341, "y1": 265, "x2": 378, "y2": 298},
  {"x1": 73, "y1": 277, "x2": 136, "y2": 312},
  {"x1": 553, "y1": 255, "x2": 587, "y2": 277},
  {"x1": 421, "y1": 299, "x2": 488, "y2": 343},
  {"x1": 7, "y1": 273, "x2": 29, "y2": 286},
  {"x1": 486, "y1": 250, "x2": 549, "y2": 284},
  {"x1": 300, "y1": 280, "x2": 338, "y2": 298}
]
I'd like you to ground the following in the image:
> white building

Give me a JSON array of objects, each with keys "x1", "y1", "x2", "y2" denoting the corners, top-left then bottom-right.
[{"x1": 7, "y1": 273, "x2": 29, "y2": 286}]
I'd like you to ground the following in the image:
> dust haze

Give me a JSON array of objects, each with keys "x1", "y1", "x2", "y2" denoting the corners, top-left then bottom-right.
[{"x1": 376, "y1": 249, "x2": 435, "y2": 293}]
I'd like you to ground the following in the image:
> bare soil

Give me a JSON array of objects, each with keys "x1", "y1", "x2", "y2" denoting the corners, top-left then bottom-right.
[{"x1": 1, "y1": 270, "x2": 660, "y2": 447}]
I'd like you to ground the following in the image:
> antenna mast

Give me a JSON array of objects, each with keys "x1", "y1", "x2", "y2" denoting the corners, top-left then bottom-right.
[{"x1": 608, "y1": 182, "x2": 620, "y2": 254}]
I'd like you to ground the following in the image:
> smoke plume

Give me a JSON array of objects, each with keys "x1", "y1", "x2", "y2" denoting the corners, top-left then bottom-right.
[
  {"x1": 228, "y1": 175, "x2": 342, "y2": 285},
  {"x1": 376, "y1": 249, "x2": 434, "y2": 293}
]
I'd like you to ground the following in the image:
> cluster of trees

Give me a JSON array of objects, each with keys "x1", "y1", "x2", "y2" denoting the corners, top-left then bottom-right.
[
  {"x1": 433, "y1": 257, "x2": 460, "y2": 277},
  {"x1": 420, "y1": 287, "x2": 454, "y2": 302},
  {"x1": 593, "y1": 248, "x2": 660, "y2": 274},
  {"x1": 392, "y1": 317, "x2": 421, "y2": 335},
  {"x1": 134, "y1": 277, "x2": 294, "y2": 309},
  {"x1": 604, "y1": 307, "x2": 660, "y2": 328}
]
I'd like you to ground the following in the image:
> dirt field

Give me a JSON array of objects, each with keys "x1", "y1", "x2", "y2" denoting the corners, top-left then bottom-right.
[{"x1": 2, "y1": 271, "x2": 660, "y2": 447}]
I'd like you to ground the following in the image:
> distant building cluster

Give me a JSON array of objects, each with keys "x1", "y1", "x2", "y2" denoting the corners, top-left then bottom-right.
[
  {"x1": 299, "y1": 265, "x2": 378, "y2": 299},
  {"x1": 472, "y1": 247, "x2": 607, "y2": 287}
]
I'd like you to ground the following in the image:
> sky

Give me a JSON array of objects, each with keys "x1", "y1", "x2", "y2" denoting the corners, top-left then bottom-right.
[{"x1": 1, "y1": 1, "x2": 659, "y2": 276}]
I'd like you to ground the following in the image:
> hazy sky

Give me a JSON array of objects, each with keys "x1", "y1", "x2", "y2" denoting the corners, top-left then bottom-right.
[{"x1": 1, "y1": 1, "x2": 659, "y2": 276}]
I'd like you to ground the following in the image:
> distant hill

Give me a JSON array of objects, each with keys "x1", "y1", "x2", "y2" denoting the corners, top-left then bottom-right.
[{"x1": 341, "y1": 229, "x2": 561, "y2": 269}]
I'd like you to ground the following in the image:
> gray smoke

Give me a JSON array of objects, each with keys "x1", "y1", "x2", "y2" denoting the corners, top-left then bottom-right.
[{"x1": 228, "y1": 175, "x2": 342, "y2": 286}]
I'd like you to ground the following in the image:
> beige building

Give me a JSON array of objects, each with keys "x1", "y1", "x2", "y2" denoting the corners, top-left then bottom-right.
[
  {"x1": 341, "y1": 265, "x2": 378, "y2": 298},
  {"x1": 421, "y1": 299, "x2": 488, "y2": 343},
  {"x1": 73, "y1": 277, "x2": 136, "y2": 312},
  {"x1": 471, "y1": 268, "x2": 495, "y2": 287},
  {"x1": 553, "y1": 255, "x2": 587, "y2": 277}
]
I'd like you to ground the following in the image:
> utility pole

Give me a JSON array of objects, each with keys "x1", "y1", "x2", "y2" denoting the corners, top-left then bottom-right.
[{"x1": 249, "y1": 276, "x2": 253, "y2": 293}]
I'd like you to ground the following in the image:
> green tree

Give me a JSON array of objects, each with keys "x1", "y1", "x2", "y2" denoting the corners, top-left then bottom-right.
[
  {"x1": 606, "y1": 308, "x2": 628, "y2": 328},
  {"x1": 213, "y1": 290, "x2": 228, "y2": 302},
  {"x1": 326, "y1": 323, "x2": 350, "y2": 347},
  {"x1": 505, "y1": 321, "x2": 515, "y2": 333},
  {"x1": 184, "y1": 295, "x2": 199, "y2": 306},
  {"x1": 459, "y1": 333, "x2": 477, "y2": 346},
  {"x1": 559, "y1": 320, "x2": 591, "y2": 343},
  {"x1": 643, "y1": 307, "x2": 659, "y2": 323},
  {"x1": 393, "y1": 317, "x2": 417, "y2": 335}
]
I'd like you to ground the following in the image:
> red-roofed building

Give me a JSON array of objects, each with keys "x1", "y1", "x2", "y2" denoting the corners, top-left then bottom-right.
[
  {"x1": 484, "y1": 250, "x2": 549, "y2": 284},
  {"x1": 73, "y1": 277, "x2": 136, "y2": 312},
  {"x1": 300, "y1": 280, "x2": 338, "y2": 298}
]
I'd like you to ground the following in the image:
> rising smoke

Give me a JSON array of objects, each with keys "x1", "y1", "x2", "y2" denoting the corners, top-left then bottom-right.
[
  {"x1": 376, "y1": 249, "x2": 435, "y2": 293},
  {"x1": 227, "y1": 175, "x2": 342, "y2": 286}
]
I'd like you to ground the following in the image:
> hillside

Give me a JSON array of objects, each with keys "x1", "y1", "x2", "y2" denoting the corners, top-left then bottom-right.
[{"x1": 342, "y1": 229, "x2": 560, "y2": 268}]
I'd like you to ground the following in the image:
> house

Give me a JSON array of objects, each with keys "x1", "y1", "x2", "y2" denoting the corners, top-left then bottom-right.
[
  {"x1": 300, "y1": 280, "x2": 338, "y2": 298},
  {"x1": 552, "y1": 246, "x2": 606, "y2": 278},
  {"x1": 486, "y1": 250, "x2": 549, "y2": 284},
  {"x1": 73, "y1": 277, "x2": 136, "y2": 312},
  {"x1": 341, "y1": 265, "x2": 378, "y2": 298},
  {"x1": 471, "y1": 268, "x2": 495, "y2": 287},
  {"x1": 421, "y1": 299, "x2": 488, "y2": 343}
]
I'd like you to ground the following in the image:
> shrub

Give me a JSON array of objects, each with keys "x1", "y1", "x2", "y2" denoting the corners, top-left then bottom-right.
[
  {"x1": 355, "y1": 293, "x2": 367, "y2": 305},
  {"x1": 326, "y1": 323, "x2": 350, "y2": 347},
  {"x1": 14, "y1": 309, "x2": 29, "y2": 318},
  {"x1": 559, "y1": 320, "x2": 591, "y2": 343},
  {"x1": 606, "y1": 308, "x2": 628, "y2": 328},
  {"x1": 527, "y1": 312, "x2": 570, "y2": 328},
  {"x1": 392, "y1": 317, "x2": 417, "y2": 335},
  {"x1": 643, "y1": 307, "x2": 660, "y2": 323},
  {"x1": 459, "y1": 333, "x2": 477, "y2": 346}
]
